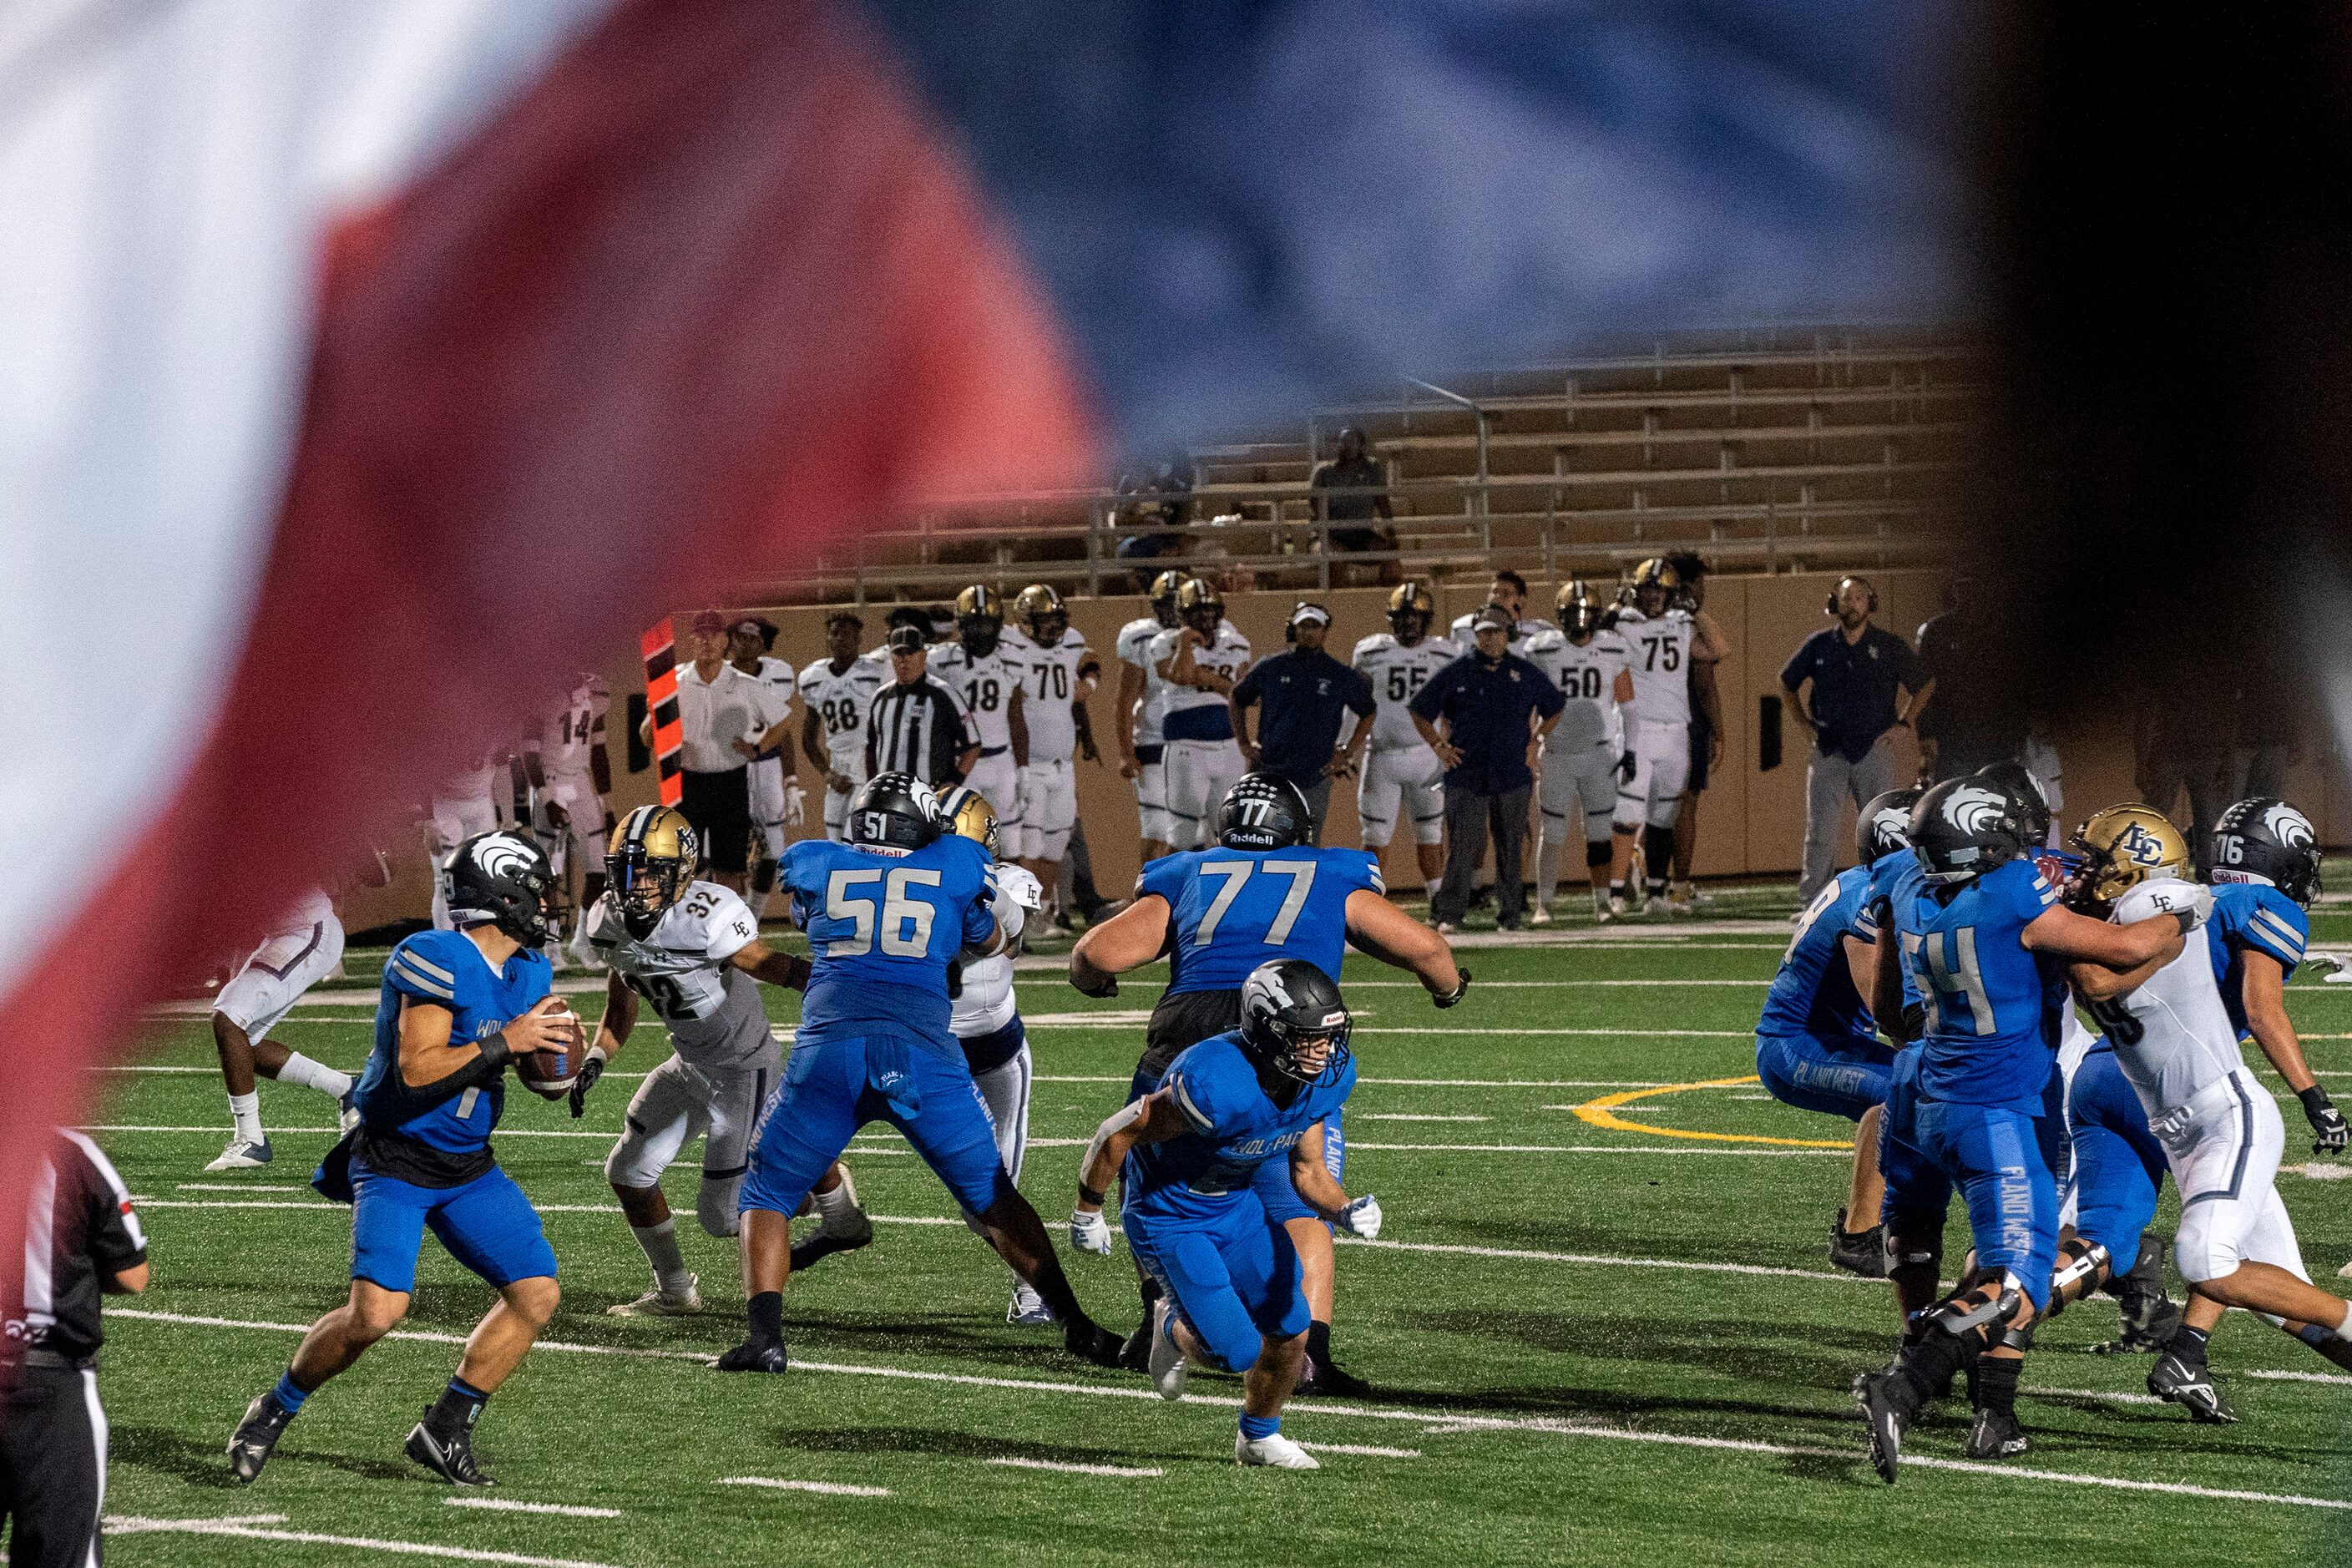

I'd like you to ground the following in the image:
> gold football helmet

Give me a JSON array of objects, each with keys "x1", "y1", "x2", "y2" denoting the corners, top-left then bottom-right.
[
  {"x1": 953, "y1": 584, "x2": 1004, "y2": 625},
  {"x1": 1147, "y1": 569, "x2": 1187, "y2": 622},
  {"x1": 1014, "y1": 583, "x2": 1067, "y2": 643},
  {"x1": 934, "y1": 782, "x2": 1001, "y2": 858},
  {"x1": 1176, "y1": 577, "x2": 1225, "y2": 635},
  {"x1": 1631, "y1": 557, "x2": 1680, "y2": 612},
  {"x1": 2069, "y1": 804, "x2": 2193, "y2": 909},
  {"x1": 606, "y1": 805, "x2": 699, "y2": 928},
  {"x1": 1555, "y1": 578, "x2": 1603, "y2": 639},
  {"x1": 1384, "y1": 580, "x2": 1435, "y2": 640}
]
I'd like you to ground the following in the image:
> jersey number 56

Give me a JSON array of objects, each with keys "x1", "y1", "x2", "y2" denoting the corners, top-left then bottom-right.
[{"x1": 825, "y1": 867, "x2": 943, "y2": 958}]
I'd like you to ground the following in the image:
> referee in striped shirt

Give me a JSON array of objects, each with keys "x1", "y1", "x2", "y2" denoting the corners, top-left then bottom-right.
[
  {"x1": 866, "y1": 623, "x2": 980, "y2": 787},
  {"x1": 3, "y1": 1130, "x2": 148, "y2": 1567}
]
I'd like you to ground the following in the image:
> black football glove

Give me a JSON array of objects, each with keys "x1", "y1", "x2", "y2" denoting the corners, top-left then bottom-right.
[
  {"x1": 1434, "y1": 968, "x2": 1471, "y2": 1009},
  {"x1": 1615, "y1": 749, "x2": 1637, "y2": 784},
  {"x1": 2301, "y1": 1086, "x2": 2348, "y2": 1155},
  {"x1": 568, "y1": 1051, "x2": 605, "y2": 1120},
  {"x1": 1072, "y1": 966, "x2": 1118, "y2": 999}
]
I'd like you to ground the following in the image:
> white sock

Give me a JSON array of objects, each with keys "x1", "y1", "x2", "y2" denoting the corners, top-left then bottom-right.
[
  {"x1": 228, "y1": 1091, "x2": 263, "y2": 1143},
  {"x1": 1535, "y1": 841, "x2": 1562, "y2": 907},
  {"x1": 276, "y1": 1052, "x2": 352, "y2": 1100},
  {"x1": 631, "y1": 1219, "x2": 692, "y2": 1294},
  {"x1": 813, "y1": 1173, "x2": 862, "y2": 1232}
]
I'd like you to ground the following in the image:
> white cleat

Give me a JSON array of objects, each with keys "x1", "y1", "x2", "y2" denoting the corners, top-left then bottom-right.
[
  {"x1": 1148, "y1": 1299, "x2": 1187, "y2": 1401},
  {"x1": 1528, "y1": 905, "x2": 1552, "y2": 927},
  {"x1": 1433, "y1": 921, "x2": 1459, "y2": 936},
  {"x1": 1235, "y1": 1431, "x2": 1321, "y2": 1469},
  {"x1": 1606, "y1": 896, "x2": 1628, "y2": 918},
  {"x1": 2339, "y1": 1257, "x2": 2352, "y2": 1280},
  {"x1": 1005, "y1": 1284, "x2": 1055, "y2": 1328},
  {"x1": 607, "y1": 1275, "x2": 701, "y2": 1317},
  {"x1": 205, "y1": 1137, "x2": 272, "y2": 1172}
]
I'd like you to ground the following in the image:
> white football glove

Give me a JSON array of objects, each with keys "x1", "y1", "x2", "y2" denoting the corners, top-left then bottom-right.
[
  {"x1": 1070, "y1": 1207, "x2": 1114, "y2": 1256},
  {"x1": 783, "y1": 779, "x2": 807, "y2": 827},
  {"x1": 1336, "y1": 1193, "x2": 1383, "y2": 1241},
  {"x1": 994, "y1": 864, "x2": 1045, "y2": 912},
  {"x1": 2121, "y1": 877, "x2": 2212, "y2": 933}
]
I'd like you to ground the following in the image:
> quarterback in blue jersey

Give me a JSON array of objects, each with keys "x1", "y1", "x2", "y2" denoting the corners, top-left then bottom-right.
[
  {"x1": 719, "y1": 773, "x2": 1123, "y2": 1373},
  {"x1": 1071, "y1": 959, "x2": 1381, "y2": 1468},
  {"x1": 1070, "y1": 773, "x2": 1464, "y2": 1391},
  {"x1": 230, "y1": 833, "x2": 579, "y2": 1487},
  {"x1": 1855, "y1": 775, "x2": 2192, "y2": 1479},
  {"x1": 1759, "y1": 787, "x2": 1915, "y2": 1277}
]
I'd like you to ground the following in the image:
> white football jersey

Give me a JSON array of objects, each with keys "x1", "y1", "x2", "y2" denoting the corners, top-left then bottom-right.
[
  {"x1": 1116, "y1": 615, "x2": 1171, "y2": 746},
  {"x1": 800, "y1": 652, "x2": 888, "y2": 769},
  {"x1": 1449, "y1": 611, "x2": 1555, "y2": 644},
  {"x1": 742, "y1": 655, "x2": 797, "y2": 757},
  {"x1": 2092, "y1": 878, "x2": 2245, "y2": 1115},
  {"x1": 1352, "y1": 631, "x2": 1460, "y2": 750},
  {"x1": 1611, "y1": 607, "x2": 1697, "y2": 727},
  {"x1": 1148, "y1": 621, "x2": 1252, "y2": 726},
  {"x1": 929, "y1": 640, "x2": 1024, "y2": 751},
  {"x1": 1522, "y1": 628, "x2": 1631, "y2": 752},
  {"x1": 438, "y1": 754, "x2": 502, "y2": 809},
  {"x1": 951, "y1": 863, "x2": 1038, "y2": 1038},
  {"x1": 1004, "y1": 627, "x2": 1098, "y2": 764},
  {"x1": 542, "y1": 675, "x2": 609, "y2": 779},
  {"x1": 587, "y1": 881, "x2": 771, "y2": 1068}
]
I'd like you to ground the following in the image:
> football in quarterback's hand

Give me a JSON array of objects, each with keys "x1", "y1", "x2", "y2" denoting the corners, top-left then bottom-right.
[{"x1": 517, "y1": 1005, "x2": 587, "y2": 1100}]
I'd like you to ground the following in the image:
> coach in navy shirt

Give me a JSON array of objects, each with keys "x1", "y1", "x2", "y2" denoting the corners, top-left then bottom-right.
[
  {"x1": 1779, "y1": 574, "x2": 1926, "y2": 898},
  {"x1": 1410, "y1": 606, "x2": 1565, "y2": 931},
  {"x1": 1231, "y1": 603, "x2": 1375, "y2": 842}
]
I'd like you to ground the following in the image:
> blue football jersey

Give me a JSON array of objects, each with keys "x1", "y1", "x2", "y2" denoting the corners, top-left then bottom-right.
[
  {"x1": 1138, "y1": 845, "x2": 1384, "y2": 994},
  {"x1": 357, "y1": 929, "x2": 553, "y2": 1155},
  {"x1": 782, "y1": 834, "x2": 996, "y2": 1050},
  {"x1": 1125, "y1": 1032, "x2": 1357, "y2": 1225},
  {"x1": 1895, "y1": 857, "x2": 2061, "y2": 1105},
  {"x1": 1758, "y1": 864, "x2": 1878, "y2": 1046},
  {"x1": 1860, "y1": 851, "x2": 1925, "y2": 1014},
  {"x1": 2206, "y1": 881, "x2": 2309, "y2": 1039}
]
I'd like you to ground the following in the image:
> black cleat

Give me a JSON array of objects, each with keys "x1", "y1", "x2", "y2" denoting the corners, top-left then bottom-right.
[
  {"x1": 2148, "y1": 1353, "x2": 2238, "y2": 1424},
  {"x1": 788, "y1": 1216, "x2": 874, "y2": 1274},
  {"x1": 1117, "y1": 1320, "x2": 1154, "y2": 1372},
  {"x1": 2102, "y1": 1236, "x2": 2183, "y2": 1352},
  {"x1": 226, "y1": 1391, "x2": 294, "y2": 1484},
  {"x1": 714, "y1": 1336, "x2": 790, "y2": 1373},
  {"x1": 1296, "y1": 1356, "x2": 1373, "y2": 1399},
  {"x1": 404, "y1": 1419, "x2": 494, "y2": 1485},
  {"x1": 1854, "y1": 1371, "x2": 1912, "y2": 1484},
  {"x1": 1963, "y1": 1407, "x2": 2030, "y2": 1461},
  {"x1": 1061, "y1": 1318, "x2": 1125, "y2": 1369},
  {"x1": 1828, "y1": 1210, "x2": 1889, "y2": 1279}
]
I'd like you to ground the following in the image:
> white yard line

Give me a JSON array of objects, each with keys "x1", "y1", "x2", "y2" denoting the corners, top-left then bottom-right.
[
  {"x1": 985, "y1": 1456, "x2": 1162, "y2": 1479},
  {"x1": 1360, "y1": 1114, "x2": 1490, "y2": 1123},
  {"x1": 1297, "y1": 1442, "x2": 1421, "y2": 1458},
  {"x1": 108, "y1": 1310, "x2": 2350, "y2": 1512},
  {"x1": 102, "y1": 1516, "x2": 630, "y2": 1567},
  {"x1": 717, "y1": 1477, "x2": 891, "y2": 1498},
  {"x1": 443, "y1": 1499, "x2": 621, "y2": 1520}
]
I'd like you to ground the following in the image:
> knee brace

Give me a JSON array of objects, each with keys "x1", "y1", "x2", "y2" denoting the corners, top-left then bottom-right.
[
  {"x1": 2044, "y1": 1237, "x2": 2111, "y2": 1317},
  {"x1": 1924, "y1": 1284, "x2": 2026, "y2": 1343},
  {"x1": 1585, "y1": 837, "x2": 1614, "y2": 869},
  {"x1": 697, "y1": 1174, "x2": 745, "y2": 1237}
]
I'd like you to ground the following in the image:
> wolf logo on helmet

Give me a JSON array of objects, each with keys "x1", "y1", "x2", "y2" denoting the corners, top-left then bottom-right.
[
  {"x1": 1855, "y1": 787, "x2": 1924, "y2": 867},
  {"x1": 848, "y1": 771, "x2": 944, "y2": 852},
  {"x1": 2212, "y1": 797, "x2": 2324, "y2": 905},
  {"x1": 1238, "y1": 959, "x2": 1353, "y2": 1085}
]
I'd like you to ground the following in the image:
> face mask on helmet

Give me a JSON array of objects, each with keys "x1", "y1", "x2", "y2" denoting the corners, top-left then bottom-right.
[
  {"x1": 959, "y1": 616, "x2": 1002, "y2": 657},
  {"x1": 2212, "y1": 797, "x2": 2324, "y2": 904},
  {"x1": 448, "y1": 833, "x2": 558, "y2": 948},
  {"x1": 2068, "y1": 805, "x2": 2191, "y2": 912},
  {"x1": 607, "y1": 843, "x2": 690, "y2": 933},
  {"x1": 1238, "y1": 960, "x2": 1353, "y2": 1085}
]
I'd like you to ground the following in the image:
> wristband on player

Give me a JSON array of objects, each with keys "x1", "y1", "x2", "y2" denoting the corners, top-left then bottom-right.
[
  {"x1": 1433, "y1": 969, "x2": 1471, "y2": 1009},
  {"x1": 1077, "y1": 1183, "x2": 1107, "y2": 1208}
]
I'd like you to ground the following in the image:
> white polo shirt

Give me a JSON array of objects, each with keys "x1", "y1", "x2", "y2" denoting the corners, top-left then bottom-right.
[{"x1": 675, "y1": 661, "x2": 776, "y2": 774}]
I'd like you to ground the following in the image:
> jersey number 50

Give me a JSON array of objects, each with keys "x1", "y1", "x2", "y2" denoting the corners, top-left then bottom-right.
[{"x1": 824, "y1": 867, "x2": 943, "y2": 958}]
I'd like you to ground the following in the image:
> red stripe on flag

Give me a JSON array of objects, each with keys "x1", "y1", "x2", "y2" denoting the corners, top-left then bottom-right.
[{"x1": 0, "y1": 0, "x2": 1093, "y2": 1272}]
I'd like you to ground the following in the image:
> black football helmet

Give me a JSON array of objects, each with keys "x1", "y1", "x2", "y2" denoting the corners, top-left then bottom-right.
[
  {"x1": 1909, "y1": 776, "x2": 2030, "y2": 886},
  {"x1": 1387, "y1": 580, "x2": 1435, "y2": 643},
  {"x1": 1218, "y1": 772, "x2": 1313, "y2": 851},
  {"x1": 2212, "y1": 797, "x2": 2324, "y2": 905},
  {"x1": 1855, "y1": 787, "x2": 1924, "y2": 867},
  {"x1": 848, "y1": 771, "x2": 944, "y2": 851},
  {"x1": 1238, "y1": 959, "x2": 1352, "y2": 1085},
  {"x1": 444, "y1": 831, "x2": 558, "y2": 947},
  {"x1": 1975, "y1": 759, "x2": 2052, "y2": 847}
]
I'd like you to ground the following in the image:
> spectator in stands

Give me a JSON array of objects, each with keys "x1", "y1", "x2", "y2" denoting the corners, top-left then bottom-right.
[
  {"x1": 1910, "y1": 579, "x2": 2028, "y2": 781},
  {"x1": 1411, "y1": 606, "x2": 1566, "y2": 933},
  {"x1": 866, "y1": 623, "x2": 981, "y2": 788},
  {"x1": 1780, "y1": 577, "x2": 1927, "y2": 901},
  {"x1": 1113, "y1": 453, "x2": 1194, "y2": 569},
  {"x1": 1230, "y1": 603, "x2": 1377, "y2": 843},
  {"x1": 1308, "y1": 427, "x2": 1395, "y2": 560},
  {"x1": 1665, "y1": 552, "x2": 1729, "y2": 903}
]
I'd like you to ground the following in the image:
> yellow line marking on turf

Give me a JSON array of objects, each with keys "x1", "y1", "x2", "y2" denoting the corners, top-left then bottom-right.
[{"x1": 1571, "y1": 1075, "x2": 1854, "y2": 1149}]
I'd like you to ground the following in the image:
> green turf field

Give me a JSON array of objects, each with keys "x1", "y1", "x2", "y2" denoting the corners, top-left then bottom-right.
[{"x1": 63, "y1": 894, "x2": 2352, "y2": 1566}]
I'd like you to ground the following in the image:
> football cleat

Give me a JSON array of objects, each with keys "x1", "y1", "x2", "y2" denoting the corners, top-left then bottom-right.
[
  {"x1": 1827, "y1": 1211, "x2": 1889, "y2": 1279},
  {"x1": 1117, "y1": 1318, "x2": 1155, "y2": 1372},
  {"x1": 405, "y1": 1418, "x2": 494, "y2": 1485},
  {"x1": 1148, "y1": 1299, "x2": 1187, "y2": 1400},
  {"x1": 1853, "y1": 1370, "x2": 1911, "y2": 1484},
  {"x1": 1236, "y1": 1430, "x2": 1321, "y2": 1469},
  {"x1": 608, "y1": 1275, "x2": 701, "y2": 1317},
  {"x1": 226, "y1": 1391, "x2": 295, "y2": 1484},
  {"x1": 1964, "y1": 1408, "x2": 2029, "y2": 1460},
  {"x1": 1608, "y1": 896, "x2": 1630, "y2": 918},
  {"x1": 714, "y1": 1337, "x2": 791, "y2": 1374},
  {"x1": 206, "y1": 1137, "x2": 273, "y2": 1172},
  {"x1": 2147, "y1": 1353, "x2": 2238, "y2": 1423},
  {"x1": 1295, "y1": 1356, "x2": 1373, "y2": 1400},
  {"x1": 1528, "y1": 905, "x2": 1553, "y2": 928},
  {"x1": 1666, "y1": 884, "x2": 1696, "y2": 915},
  {"x1": 1062, "y1": 1316, "x2": 1125, "y2": 1368},
  {"x1": 1006, "y1": 1284, "x2": 1055, "y2": 1328},
  {"x1": 1433, "y1": 920, "x2": 1459, "y2": 935},
  {"x1": 789, "y1": 1211, "x2": 875, "y2": 1273}
]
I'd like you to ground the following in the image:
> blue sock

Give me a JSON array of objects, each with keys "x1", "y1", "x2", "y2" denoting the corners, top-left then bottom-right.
[
  {"x1": 1238, "y1": 1413, "x2": 1280, "y2": 1441},
  {"x1": 271, "y1": 1371, "x2": 310, "y2": 1414}
]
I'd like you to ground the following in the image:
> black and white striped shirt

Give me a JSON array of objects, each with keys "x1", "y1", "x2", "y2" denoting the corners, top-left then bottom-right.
[
  {"x1": 5, "y1": 1132, "x2": 145, "y2": 1367},
  {"x1": 864, "y1": 675, "x2": 979, "y2": 787}
]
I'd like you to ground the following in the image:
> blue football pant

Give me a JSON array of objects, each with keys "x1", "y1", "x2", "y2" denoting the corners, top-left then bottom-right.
[
  {"x1": 1126, "y1": 1197, "x2": 1308, "y2": 1373},
  {"x1": 1883, "y1": 1094, "x2": 2060, "y2": 1313},
  {"x1": 740, "y1": 1034, "x2": 1009, "y2": 1221},
  {"x1": 1753, "y1": 1032, "x2": 1893, "y2": 1122},
  {"x1": 2064, "y1": 1050, "x2": 2166, "y2": 1267},
  {"x1": 349, "y1": 1161, "x2": 556, "y2": 1294}
]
